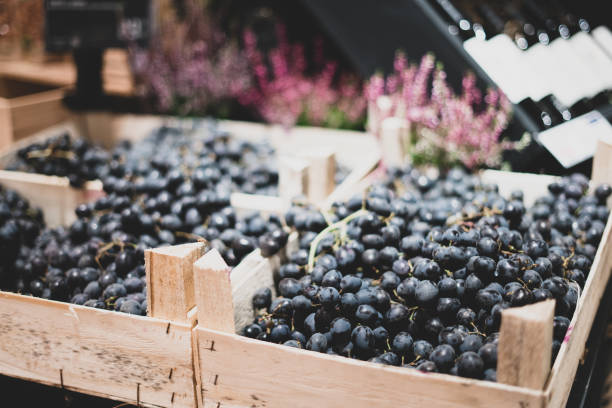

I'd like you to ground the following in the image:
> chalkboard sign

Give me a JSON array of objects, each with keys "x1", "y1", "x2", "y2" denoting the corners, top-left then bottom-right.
[{"x1": 45, "y1": 0, "x2": 151, "y2": 51}]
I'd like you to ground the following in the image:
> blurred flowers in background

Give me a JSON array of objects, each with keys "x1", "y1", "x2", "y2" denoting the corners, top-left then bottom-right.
[
  {"x1": 366, "y1": 53, "x2": 514, "y2": 170},
  {"x1": 240, "y1": 25, "x2": 366, "y2": 129},
  {"x1": 130, "y1": 1, "x2": 367, "y2": 129},
  {"x1": 130, "y1": 0, "x2": 252, "y2": 117}
]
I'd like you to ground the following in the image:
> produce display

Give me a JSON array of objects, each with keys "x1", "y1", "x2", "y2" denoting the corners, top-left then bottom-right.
[
  {"x1": 7, "y1": 132, "x2": 111, "y2": 188},
  {"x1": 243, "y1": 167, "x2": 611, "y2": 381},
  {"x1": 0, "y1": 124, "x2": 323, "y2": 314},
  {"x1": 107, "y1": 125, "x2": 281, "y2": 196},
  {"x1": 6, "y1": 125, "x2": 349, "y2": 195},
  {"x1": 8, "y1": 202, "x2": 285, "y2": 314}
]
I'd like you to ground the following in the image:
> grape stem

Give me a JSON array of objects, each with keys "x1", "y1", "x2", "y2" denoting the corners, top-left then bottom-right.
[{"x1": 307, "y1": 209, "x2": 368, "y2": 273}]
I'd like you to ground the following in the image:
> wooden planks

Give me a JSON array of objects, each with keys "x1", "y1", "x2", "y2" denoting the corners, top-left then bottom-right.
[
  {"x1": 0, "y1": 169, "x2": 103, "y2": 227},
  {"x1": 0, "y1": 77, "x2": 69, "y2": 150},
  {"x1": 145, "y1": 243, "x2": 206, "y2": 325},
  {"x1": 379, "y1": 117, "x2": 407, "y2": 167},
  {"x1": 544, "y1": 212, "x2": 612, "y2": 407},
  {"x1": 498, "y1": 300, "x2": 555, "y2": 389},
  {"x1": 189, "y1": 167, "x2": 612, "y2": 408},
  {"x1": 0, "y1": 115, "x2": 379, "y2": 225},
  {"x1": 0, "y1": 291, "x2": 195, "y2": 408},
  {"x1": 278, "y1": 156, "x2": 309, "y2": 203},
  {"x1": 195, "y1": 327, "x2": 546, "y2": 408},
  {"x1": 193, "y1": 249, "x2": 235, "y2": 334}
]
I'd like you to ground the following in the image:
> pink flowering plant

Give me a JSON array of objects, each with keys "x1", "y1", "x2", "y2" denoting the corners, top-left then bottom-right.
[
  {"x1": 366, "y1": 53, "x2": 514, "y2": 170},
  {"x1": 129, "y1": 0, "x2": 251, "y2": 117},
  {"x1": 240, "y1": 25, "x2": 367, "y2": 129}
]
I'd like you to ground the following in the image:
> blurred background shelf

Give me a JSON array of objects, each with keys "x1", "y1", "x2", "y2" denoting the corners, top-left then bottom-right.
[{"x1": 0, "y1": 49, "x2": 134, "y2": 97}]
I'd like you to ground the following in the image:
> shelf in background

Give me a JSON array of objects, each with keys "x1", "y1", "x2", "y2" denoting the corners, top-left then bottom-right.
[{"x1": 0, "y1": 49, "x2": 134, "y2": 97}]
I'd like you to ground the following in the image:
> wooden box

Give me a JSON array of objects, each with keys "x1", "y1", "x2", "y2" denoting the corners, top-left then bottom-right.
[
  {"x1": 0, "y1": 113, "x2": 380, "y2": 224},
  {"x1": 0, "y1": 185, "x2": 293, "y2": 408},
  {"x1": 76, "y1": 113, "x2": 380, "y2": 211},
  {"x1": 0, "y1": 122, "x2": 103, "y2": 227},
  {"x1": 0, "y1": 76, "x2": 69, "y2": 150},
  {"x1": 187, "y1": 160, "x2": 612, "y2": 407}
]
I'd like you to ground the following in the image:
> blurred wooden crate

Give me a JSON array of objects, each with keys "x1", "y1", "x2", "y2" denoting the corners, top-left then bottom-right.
[{"x1": 0, "y1": 76, "x2": 69, "y2": 150}]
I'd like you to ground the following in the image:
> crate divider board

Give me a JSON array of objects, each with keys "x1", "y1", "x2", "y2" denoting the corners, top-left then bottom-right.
[
  {"x1": 186, "y1": 168, "x2": 612, "y2": 408},
  {"x1": 498, "y1": 300, "x2": 555, "y2": 389}
]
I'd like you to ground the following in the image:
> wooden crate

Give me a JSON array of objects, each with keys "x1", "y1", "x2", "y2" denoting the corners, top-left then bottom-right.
[
  {"x1": 0, "y1": 122, "x2": 103, "y2": 228},
  {"x1": 0, "y1": 289, "x2": 197, "y2": 408},
  {"x1": 78, "y1": 114, "x2": 380, "y2": 210},
  {"x1": 0, "y1": 76, "x2": 69, "y2": 150},
  {"x1": 0, "y1": 113, "x2": 380, "y2": 220},
  {"x1": 185, "y1": 142, "x2": 612, "y2": 408},
  {"x1": 0, "y1": 191, "x2": 294, "y2": 408}
]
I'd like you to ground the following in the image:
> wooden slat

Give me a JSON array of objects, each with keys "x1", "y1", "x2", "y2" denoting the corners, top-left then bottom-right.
[
  {"x1": 297, "y1": 148, "x2": 336, "y2": 203},
  {"x1": 0, "y1": 291, "x2": 195, "y2": 408},
  {"x1": 380, "y1": 117, "x2": 407, "y2": 167},
  {"x1": 230, "y1": 252, "x2": 277, "y2": 333},
  {"x1": 229, "y1": 193, "x2": 286, "y2": 217},
  {"x1": 0, "y1": 79, "x2": 68, "y2": 149},
  {"x1": 498, "y1": 300, "x2": 555, "y2": 389},
  {"x1": 195, "y1": 327, "x2": 546, "y2": 408},
  {"x1": 545, "y1": 212, "x2": 612, "y2": 407},
  {"x1": 193, "y1": 249, "x2": 235, "y2": 334},
  {"x1": 278, "y1": 156, "x2": 309, "y2": 203},
  {"x1": 0, "y1": 169, "x2": 103, "y2": 227},
  {"x1": 0, "y1": 98, "x2": 12, "y2": 152},
  {"x1": 145, "y1": 243, "x2": 206, "y2": 324}
]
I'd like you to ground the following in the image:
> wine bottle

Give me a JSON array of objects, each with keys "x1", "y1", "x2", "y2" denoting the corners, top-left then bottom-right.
[
  {"x1": 452, "y1": 2, "x2": 558, "y2": 130},
  {"x1": 545, "y1": 0, "x2": 612, "y2": 93},
  {"x1": 517, "y1": 0, "x2": 604, "y2": 114},
  {"x1": 428, "y1": 0, "x2": 474, "y2": 41}
]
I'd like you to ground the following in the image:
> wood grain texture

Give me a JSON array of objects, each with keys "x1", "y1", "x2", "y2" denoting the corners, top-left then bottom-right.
[
  {"x1": 0, "y1": 169, "x2": 103, "y2": 227},
  {"x1": 193, "y1": 249, "x2": 234, "y2": 334},
  {"x1": 0, "y1": 81, "x2": 68, "y2": 149},
  {"x1": 0, "y1": 291, "x2": 195, "y2": 408},
  {"x1": 229, "y1": 234, "x2": 297, "y2": 333},
  {"x1": 0, "y1": 99, "x2": 12, "y2": 155},
  {"x1": 297, "y1": 148, "x2": 336, "y2": 204},
  {"x1": 145, "y1": 243, "x2": 206, "y2": 324},
  {"x1": 195, "y1": 327, "x2": 545, "y2": 408},
  {"x1": 545, "y1": 212, "x2": 612, "y2": 407},
  {"x1": 278, "y1": 156, "x2": 309, "y2": 203},
  {"x1": 218, "y1": 119, "x2": 381, "y2": 207},
  {"x1": 498, "y1": 300, "x2": 555, "y2": 389},
  {"x1": 380, "y1": 117, "x2": 407, "y2": 167}
]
